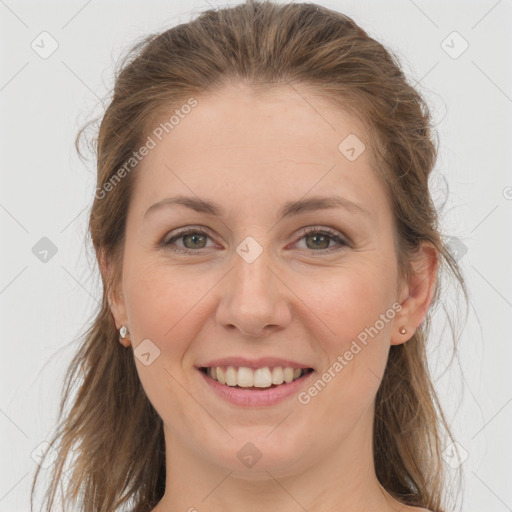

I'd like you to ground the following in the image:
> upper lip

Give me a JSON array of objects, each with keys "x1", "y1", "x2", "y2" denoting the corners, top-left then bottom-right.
[{"x1": 198, "y1": 357, "x2": 313, "y2": 370}]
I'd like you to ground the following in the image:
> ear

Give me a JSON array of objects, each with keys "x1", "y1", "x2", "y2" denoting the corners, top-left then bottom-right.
[
  {"x1": 390, "y1": 241, "x2": 438, "y2": 346},
  {"x1": 98, "y1": 248, "x2": 130, "y2": 347}
]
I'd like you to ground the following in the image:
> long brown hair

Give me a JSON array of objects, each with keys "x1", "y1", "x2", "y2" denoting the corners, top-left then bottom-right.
[{"x1": 31, "y1": 2, "x2": 468, "y2": 511}]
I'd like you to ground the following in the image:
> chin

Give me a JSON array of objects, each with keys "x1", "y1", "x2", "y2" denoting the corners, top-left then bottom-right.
[{"x1": 200, "y1": 427, "x2": 312, "y2": 478}]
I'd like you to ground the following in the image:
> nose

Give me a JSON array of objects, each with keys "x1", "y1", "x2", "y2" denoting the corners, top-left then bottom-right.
[{"x1": 215, "y1": 245, "x2": 292, "y2": 338}]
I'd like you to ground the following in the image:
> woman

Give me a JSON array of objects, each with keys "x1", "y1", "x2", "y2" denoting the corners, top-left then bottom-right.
[{"x1": 31, "y1": 1, "x2": 467, "y2": 511}]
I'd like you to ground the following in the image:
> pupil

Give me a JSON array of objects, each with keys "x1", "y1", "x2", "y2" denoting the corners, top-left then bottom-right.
[
  {"x1": 308, "y1": 234, "x2": 328, "y2": 249},
  {"x1": 185, "y1": 233, "x2": 205, "y2": 248}
]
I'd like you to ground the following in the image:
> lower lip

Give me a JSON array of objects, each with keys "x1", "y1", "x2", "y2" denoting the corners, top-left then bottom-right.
[{"x1": 198, "y1": 369, "x2": 315, "y2": 407}]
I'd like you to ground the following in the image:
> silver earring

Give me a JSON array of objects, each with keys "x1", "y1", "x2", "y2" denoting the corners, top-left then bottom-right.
[
  {"x1": 399, "y1": 326, "x2": 407, "y2": 335},
  {"x1": 119, "y1": 325, "x2": 129, "y2": 339}
]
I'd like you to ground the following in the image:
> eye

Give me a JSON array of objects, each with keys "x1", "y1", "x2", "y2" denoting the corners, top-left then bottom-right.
[
  {"x1": 294, "y1": 226, "x2": 349, "y2": 252},
  {"x1": 163, "y1": 227, "x2": 215, "y2": 253},
  {"x1": 162, "y1": 226, "x2": 349, "y2": 254}
]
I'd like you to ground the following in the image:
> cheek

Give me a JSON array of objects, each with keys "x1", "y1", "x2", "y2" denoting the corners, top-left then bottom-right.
[
  {"x1": 298, "y1": 258, "x2": 398, "y2": 409},
  {"x1": 122, "y1": 258, "x2": 191, "y2": 345},
  {"x1": 295, "y1": 268, "x2": 396, "y2": 426},
  {"x1": 298, "y1": 261, "x2": 397, "y2": 346},
  {"x1": 121, "y1": 262, "x2": 207, "y2": 422},
  {"x1": 122, "y1": 258, "x2": 220, "y2": 368}
]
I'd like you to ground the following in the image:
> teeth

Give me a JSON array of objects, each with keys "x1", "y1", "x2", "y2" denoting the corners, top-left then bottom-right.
[
  {"x1": 254, "y1": 367, "x2": 272, "y2": 387},
  {"x1": 225, "y1": 366, "x2": 237, "y2": 386},
  {"x1": 272, "y1": 367, "x2": 284, "y2": 385},
  {"x1": 205, "y1": 365, "x2": 309, "y2": 388},
  {"x1": 283, "y1": 367, "x2": 294, "y2": 383},
  {"x1": 238, "y1": 367, "x2": 254, "y2": 387}
]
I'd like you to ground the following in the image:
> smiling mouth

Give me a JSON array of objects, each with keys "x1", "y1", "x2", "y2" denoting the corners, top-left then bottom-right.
[{"x1": 199, "y1": 366, "x2": 314, "y2": 389}]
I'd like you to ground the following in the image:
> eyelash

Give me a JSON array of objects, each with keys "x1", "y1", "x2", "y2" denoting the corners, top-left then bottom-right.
[{"x1": 162, "y1": 226, "x2": 349, "y2": 255}]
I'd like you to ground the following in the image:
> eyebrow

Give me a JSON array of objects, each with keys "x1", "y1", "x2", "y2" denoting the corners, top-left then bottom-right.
[{"x1": 143, "y1": 194, "x2": 371, "y2": 221}]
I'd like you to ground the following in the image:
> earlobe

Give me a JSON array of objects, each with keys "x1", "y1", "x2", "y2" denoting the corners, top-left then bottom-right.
[{"x1": 390, "y1": 242, "x2": 439, "y2": 346}]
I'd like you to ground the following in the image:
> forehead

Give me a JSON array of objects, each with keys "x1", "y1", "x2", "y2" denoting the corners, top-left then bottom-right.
[{"x1": 129, "y1": 83, "x2": 389, "y2": 222}]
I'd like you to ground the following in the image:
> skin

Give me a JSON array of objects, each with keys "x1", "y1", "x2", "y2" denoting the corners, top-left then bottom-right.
[{"x1": 106, "y1": 82, "x2": 437, "y2": 512}]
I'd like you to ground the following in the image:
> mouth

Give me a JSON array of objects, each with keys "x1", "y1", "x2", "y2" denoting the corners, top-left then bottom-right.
[{"x1": 199, "y1": 365, "x2": 314, "y2": 389}]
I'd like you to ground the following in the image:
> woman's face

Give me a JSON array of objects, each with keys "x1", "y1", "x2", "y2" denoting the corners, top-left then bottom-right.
[{"x1": 110, "y1": 83, "x2": 414, "y2": 477}]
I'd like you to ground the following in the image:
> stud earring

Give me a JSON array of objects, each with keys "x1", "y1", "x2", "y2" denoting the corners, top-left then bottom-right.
[
  {"x1": 119, "y1": 325, "x2": 130, "y2": 345},
  {"x1": 399, "y1": 326, "x2": 407, "y2": 335}
]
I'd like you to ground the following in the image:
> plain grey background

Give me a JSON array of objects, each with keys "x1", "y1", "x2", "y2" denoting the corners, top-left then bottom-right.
[{"x1": 1, "y1": 0, "x2": 511, "y2": 510}]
